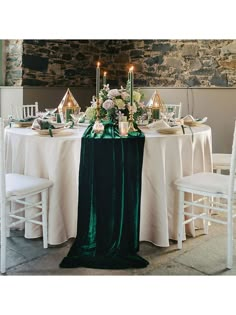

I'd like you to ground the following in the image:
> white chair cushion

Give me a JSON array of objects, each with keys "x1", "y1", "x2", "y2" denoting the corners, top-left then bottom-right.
[
  {"x1": 213, "y1": 153, "x2": 231, "y2": 168},
  {"x1": 175, "y1": 172, "x2": 236, "y2": 195},
  {"x1": 6, "y1": 173, "x2": 53, "y2": 198}
]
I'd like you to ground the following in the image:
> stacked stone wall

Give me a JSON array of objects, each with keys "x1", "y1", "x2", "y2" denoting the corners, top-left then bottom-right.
[{"x1": 5, "y1": 39, "x2": 236, "y2": 87}]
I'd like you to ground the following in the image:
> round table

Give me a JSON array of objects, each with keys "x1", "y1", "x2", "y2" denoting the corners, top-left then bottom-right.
[{"x1": 5, "y1": 125, "x2": 212, "y2": 246}]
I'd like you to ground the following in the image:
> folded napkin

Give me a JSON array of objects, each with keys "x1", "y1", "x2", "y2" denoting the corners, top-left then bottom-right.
[
  {"x1": 31, "y1": 118, "x2": 72, "y2": 137},
  {"x1": 183, "y1": 115, "x2": 208, "y2": 124},
  {"x1": 32, "y1": 118, "x2": 55, "y2": 130},
  {"x1": 147, "y1": 119, "x2": 170, "y2": 130},
  {"x1": 32, "y1": 118, "x2": 73, "y2": 130},
  {"x1": 13, "y1": 116, "x2": 36, "y2": 123}
]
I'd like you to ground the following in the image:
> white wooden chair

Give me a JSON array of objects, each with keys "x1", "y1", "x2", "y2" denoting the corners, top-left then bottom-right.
[
  {"x1": 10, "y1": 102, "x2": 39, "y2": 119},
  {"x1": 175, "y1": 120, "x2": 236, "y2": 269},
  {"x1": 0, "y1": 117, "x2": 53, "y2": 274},
  {"x1": 10, "y1": 104, "x2": 23, "y2": 120},
  {"x1": 23, "y1": 102, "x2": 39, "y2": 118},
  {"x1": 162, "y1": 102, "x2": 182, "y2": 119},
  {"x1": 213, "y1": 153, "x2": 231, "y2": 174}
]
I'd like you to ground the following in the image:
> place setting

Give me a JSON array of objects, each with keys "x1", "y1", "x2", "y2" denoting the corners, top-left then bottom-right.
[{"x1": 138, "y1": 90, "x2": 208, "y2": 136}]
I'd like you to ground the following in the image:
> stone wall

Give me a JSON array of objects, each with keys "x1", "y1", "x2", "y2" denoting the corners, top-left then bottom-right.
[
  {"x1": 5, "y1": 40, "x2": 23, "y2": 86},
  {"x1": 5, "y1": 39, "x2": 236, "y2": 88}
]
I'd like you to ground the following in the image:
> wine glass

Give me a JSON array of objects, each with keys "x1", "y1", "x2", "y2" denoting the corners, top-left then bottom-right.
[{"x1": 70, "y1": 112, "x2": 86, "y2": 125}]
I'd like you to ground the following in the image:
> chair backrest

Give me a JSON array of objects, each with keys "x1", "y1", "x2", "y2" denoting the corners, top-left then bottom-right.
[
  {"x1": 10, "y1": 102, "x2": 39, "y2": 119},
  {"x1": 229, "y1": 121, "x2": 236, "y2": 197},
  {"x1": 23, "y1": 102, "x2": 39, "y2": 118},
  {"x1": 10, "y1": 104, "x2": 23, "y2": 120},
  {"x1": 0, "y1": 118, "x2": 6, "y2": 212},
  {"x1": 162, "y1": 103, "x2": 182, "y2": 119}
]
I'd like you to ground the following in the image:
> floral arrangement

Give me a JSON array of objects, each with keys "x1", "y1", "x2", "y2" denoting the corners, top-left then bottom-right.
[{"x1": 84, "y1": 82, "x2": 147, "y2": 125}]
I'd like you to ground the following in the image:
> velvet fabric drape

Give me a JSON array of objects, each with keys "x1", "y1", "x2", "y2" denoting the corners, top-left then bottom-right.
[{"x1": 60, "y1": 122, "x2": 149, "y2": 269}]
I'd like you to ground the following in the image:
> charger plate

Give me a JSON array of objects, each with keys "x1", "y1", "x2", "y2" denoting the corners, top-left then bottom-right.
[
  {"x1": 32, "y1": 128, "x2": 73, "y2": 136},
  {"x1": 12, "y1": 121, "x2": 33, "y2": 128},
  {"x1": 184, "y1": 117, "x2": 208, "y2": 126},
  {"x1": 50, "y1": 122, "x2": 66, "y2": 128},
  {"x1": 184, "y1": 121, "x2": 202, "y2": 126},
  {"x1": 158, "y1": 126, "x2": 182, "y2": 134}
]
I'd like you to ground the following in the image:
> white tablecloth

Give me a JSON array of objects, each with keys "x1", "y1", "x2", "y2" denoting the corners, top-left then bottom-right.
[{"x1": 5, "y1": 125, "x2": 212, "y2": 246}]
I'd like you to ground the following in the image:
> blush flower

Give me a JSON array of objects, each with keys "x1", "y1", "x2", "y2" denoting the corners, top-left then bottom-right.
[
  {"x1": 121, "y1": 91, "x2": 130, "y2": 102},
  {"x1": 108, "y1": 89, "x2": 121, "y2": 98},
  {"x1": 127, "y1": 103, "x2": 137, "y2": 113},
  {"x1": 102, "y1": 99, "x2": 115, "y2": 110}
]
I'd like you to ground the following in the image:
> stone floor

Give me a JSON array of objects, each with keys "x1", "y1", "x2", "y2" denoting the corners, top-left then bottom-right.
[{"x1": 1, "y1": 218, "x2": 236, "y2": 276}]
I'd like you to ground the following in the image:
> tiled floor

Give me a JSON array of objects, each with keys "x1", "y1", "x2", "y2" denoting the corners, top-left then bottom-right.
[{"x1": 1, "y1": 219, "x2": 236, "y2": 276}]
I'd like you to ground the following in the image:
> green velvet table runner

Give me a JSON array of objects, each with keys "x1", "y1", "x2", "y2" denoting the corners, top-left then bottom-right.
[{"x1": 60, "y1": 122, "x2": 149, "y2": 269}]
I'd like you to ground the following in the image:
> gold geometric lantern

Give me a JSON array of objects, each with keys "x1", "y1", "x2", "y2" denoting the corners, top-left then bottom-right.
[{"x1": 58, "y1": 88, "x2": 80, "y2": 122}]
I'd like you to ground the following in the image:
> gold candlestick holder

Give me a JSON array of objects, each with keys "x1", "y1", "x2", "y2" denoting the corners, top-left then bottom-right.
[
  {"x1": 128, "y1": 106, "x2": 137, "y2": 133},
  {"x1": 93, "y1": 98, "x2": 104, "y2": 134}
]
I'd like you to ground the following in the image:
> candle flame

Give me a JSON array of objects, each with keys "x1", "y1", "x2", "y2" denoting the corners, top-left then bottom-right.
[
  {"x1": 97, "y1": 62, "x2": 100, "y2": 68},
  {"x1": 153, "y1": 102, "x2": 158, "y2": 108},
  {"x1": 129, "y1": 66, "x2": 134, "y2": 72},
  {"x1": 104, "y1": 71, "x2": 107, "y2": 76}
]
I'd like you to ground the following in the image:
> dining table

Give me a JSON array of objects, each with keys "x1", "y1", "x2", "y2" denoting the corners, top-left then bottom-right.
[{"x1": 5, "y1": 123, "x2": 212, "y2": 247}]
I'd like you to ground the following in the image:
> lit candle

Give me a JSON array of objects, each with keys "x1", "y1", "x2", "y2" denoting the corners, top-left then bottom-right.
[
  {"x1": 152, "y1": 100, "x2": 160, "y2": 120},
  {"x1": 103, "y1": 71, "x2": 107, "y2": 86},
  {"x1": 151, "y1": 91, "x2": 161, "y2": 120},
  {"x1": 56, "y1": 113, "x2": 61, "y2": 123},
  {"x1": 129, "y1": 66, "x2": 134, "y2": 106},
  {"x1": 152, "y1": 107, "x2": 159, "y2": 120},
  {"x1": 66, "y1": 108, "x2": 73, "y2": 122},
  {"x1": 96, "y1": 61, "x2": 100, "y2": 100},
  {"x1": 119, "y1": 121, "x2": 129, "y2": 136}
]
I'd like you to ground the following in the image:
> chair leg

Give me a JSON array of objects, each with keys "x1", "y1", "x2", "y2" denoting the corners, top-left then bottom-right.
[
  {"x1": 227, "y1": 201, "x2": 233, "y2": 269},
  {"x1": 203, "y1": 197, "x2": 209, "y2": 235},
  {"x1": 177, "y1": 190, "x2": 184, "y2": 249},
  {"x1": 6, "y1": 201, "x2": 12, "y2": 238},
  {"x1": 41, "y1": 190, "x2": 48, "y2": 249},
  {"x1": 215, "y1": 168, "x2": 221, "y2": 205},
  {"x1": 1, "y1": 205, "x2": 7, "y2": 274}
]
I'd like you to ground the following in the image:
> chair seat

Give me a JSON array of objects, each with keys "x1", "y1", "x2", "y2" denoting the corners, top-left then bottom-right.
[
  {"x1": 175, "y1": 172, "x2": 236, "y2": 195},
  {"x1": 6, "y1": 173, "x2": 53, "y2": 198},
  {"x1": 213, "y1": 153, "x2": 231, "y2": 168},
  {"x1": 1, "y1": 117, "x2": 52, "y2": 274}
]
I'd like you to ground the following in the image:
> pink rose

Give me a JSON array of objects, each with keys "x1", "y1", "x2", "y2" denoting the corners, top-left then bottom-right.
[
  {"x1": 102, "y1": 99, "x2": 115, "y2": 110},
  {"x1": 108, "y1": 89, "x2": 121, "y2": 98}
]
